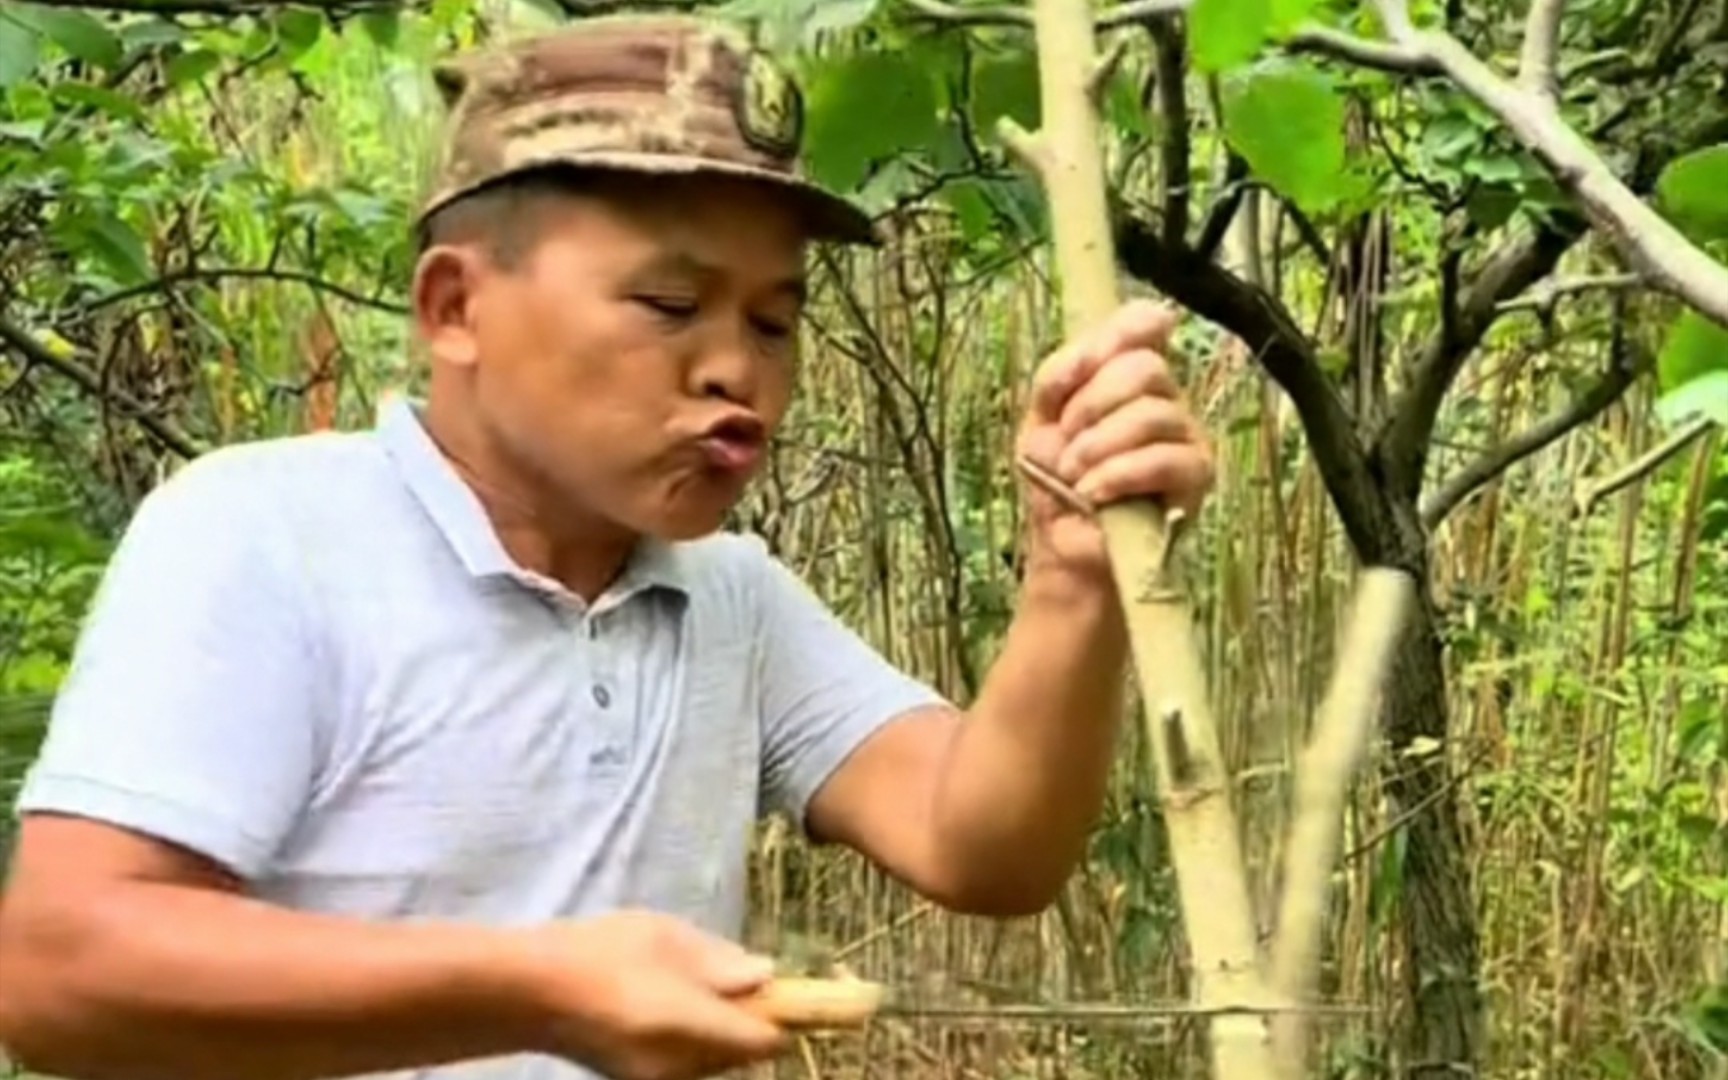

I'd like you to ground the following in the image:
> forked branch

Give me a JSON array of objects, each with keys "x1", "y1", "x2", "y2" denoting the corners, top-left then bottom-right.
[
  {"x1": 1267, "y1": 569, "x2": 1414, "y2": 1078},
  {"x1": 1014, "y1": 3, "x2": 1416, "y2": 1079}
]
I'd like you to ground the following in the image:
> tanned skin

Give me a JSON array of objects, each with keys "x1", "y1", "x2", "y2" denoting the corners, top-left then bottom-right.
[{"x1": 0, "y1": 169, "x2": 1212, "y2": 1080}]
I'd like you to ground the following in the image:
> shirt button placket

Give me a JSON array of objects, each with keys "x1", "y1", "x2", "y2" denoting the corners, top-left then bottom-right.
[{"x1": 584, "y1": 613, "x2": 626, "y2": 772}]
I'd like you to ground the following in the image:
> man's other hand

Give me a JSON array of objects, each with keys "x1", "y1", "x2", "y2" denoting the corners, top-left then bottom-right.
[{"x1": 520, "y1": 911, "x2": 792, "y2": 1080}]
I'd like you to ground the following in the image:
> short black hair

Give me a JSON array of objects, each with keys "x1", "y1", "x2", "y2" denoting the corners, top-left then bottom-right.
[{"x1": 413, "y1": 166, "x2": 603, "y2": 270}]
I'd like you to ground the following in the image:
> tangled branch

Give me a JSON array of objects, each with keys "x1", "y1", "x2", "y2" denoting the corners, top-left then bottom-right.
[
  {"x1": 908, "y1": 0, "x2": 1728, "y2": 328},
  {"x1": 0, "y1": 317, "x2": 201, "y2": 460}
]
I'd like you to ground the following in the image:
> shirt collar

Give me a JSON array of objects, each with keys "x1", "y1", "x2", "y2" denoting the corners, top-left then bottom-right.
[{"x1": 375, "y1": 393, "x2": 689, "y2": 600}]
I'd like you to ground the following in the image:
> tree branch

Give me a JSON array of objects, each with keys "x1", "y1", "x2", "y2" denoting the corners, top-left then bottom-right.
[
  {"x1": 1379, "y1": 219, "x2": 1584, "y2": 499},
  {"x1": 1420, "y1": 347, "x2": 1643, "y2": 529},
  {"x1": 1496, "y1": 272, "x2": 1644, "y2": 313},
  {"x1": 1268, "y1": 568, "x2": 1414, "y2": 1076},
  {"x1": 1378, "y1": 0, "x2": 1416, "y2": 36},
  {"x1": 1373, "y1": 19, "x2": 1728, "y2": 329},
  {"x1": 930, "y1": 0, "x2": 1728, "y2": 329},
  {"x1": 1195, "y1": 166, "x2": 1250, "y2": 260},
  {"x1": 902, "y1": 0, "x2": 1433, "y2": 63},
  {"x1": 1146, "y1": 16, "x2": 1190, "y2": 244},
  {"x1": 900, "y1": 0, "x2": 1193, "y2": 29},
  {"x1": 79, "y1": 267, "x2": 408, "y2": 316},
  {"x1": 0, "y1": 317, "x2": 202, "y2": 460},
  {"x1": 1518, "y1": 0, "x2": 1567, "y2": 100},
  {"x1": 1571, "y1": 414, "x2": 1719, "y2": 518},
  {"x1": 1285, "y1": 25, "x2": 1438, "y2": 73},
  {"x1": 1114, "y1": 213, "x2": 1396, "y2": 557}
]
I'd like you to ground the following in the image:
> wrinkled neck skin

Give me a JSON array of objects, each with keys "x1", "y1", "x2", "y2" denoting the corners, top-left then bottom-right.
[{"x1": 420, "y1": 384, "x2": 639, "y2": 603}]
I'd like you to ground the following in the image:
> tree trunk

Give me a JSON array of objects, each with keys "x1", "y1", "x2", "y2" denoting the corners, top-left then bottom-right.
[{"x1": 1377, "y1": 551, "x2": 1483, "y2": 1080}]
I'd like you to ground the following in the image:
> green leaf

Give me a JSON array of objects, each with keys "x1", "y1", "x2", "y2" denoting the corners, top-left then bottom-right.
[
  {"x1": 1656, "y1": 309, "x2": 1728, "y2": 392},
  {"x1": 1268, "y1": 0, "x2": 1323, "y2": 34},
  {"x1": 0, "y1": 513, "x2": 109, "y2": 564},
  {"x1": 1222, "y1": 62, "x2": 1349, "y2": 215},
  {"x1": 119, "y1": 17, "x2": 185, "y2": 49},
  {"x1": 1185, "y1": 0, "x2": 1327, "y2": 72},
  {"x1": 52, "y1": 82, "x2": 146, "y2": 123},
  {"x1": 1419, "y1": 114, "x2": 1479, "y2": 165},
  {"x1": 941, "y1": 177, "x2": 996, "y2": 245},
  {"x1": 1657, "y1": 370, "x2": 1728, "y2": 429},
  {"x1": 801, "y1": 49, "x2": 941, "y2": 192},
  {"x1": 1464, "y1": 153, "x2": 1526, "y2": 184},
  {"x1": 66, "y1": 209, "x2": 152, "y2": 286},
  {"x1": 968, "y1": 48, "x2": 1041, "y2": 135},
  {"x1": 166, "y1": 47, "x2": 221, "y2": 86},
  {"x1": 1679, "y1": 984, "x2": 1728, "y2": 1055},
  {"x1": 1189, "y1": 0, "x2": 1272, "y2": 73},
  {"x1": 1464, "y1": 184, "x2": 1520, "y2": 231},
  {"x1": 360, "y1": 9, "x2": 400, "y2": 50},
  {"x1": 1656, "y1": 144, "x2": 1728, "y2": 244},
  {"x1": 0, "y1": 11, "x2": 41, "y2": 86},
  {"x1": 939, "y1": 173, "x2": 1045, "y2": 248},
  {"x1": 274, "y1": 6, "x2": 324, "y2": 61},
  {"x1": 26, "y1": 5, "x2": 122, "y2": 68}
]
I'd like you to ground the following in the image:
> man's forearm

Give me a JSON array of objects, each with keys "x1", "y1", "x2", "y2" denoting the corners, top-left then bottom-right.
[
  {"x1": 0, "y1": 884, "x2": 545, "y2": 1080},
  {"x1": 929, "y1": 559, "x2": 1129, "y2": 911}
]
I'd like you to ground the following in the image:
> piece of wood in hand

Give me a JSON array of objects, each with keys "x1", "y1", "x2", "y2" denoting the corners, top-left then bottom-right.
[{"x1": 738, "y1": 976, "x2": 887, "y2": 1030}]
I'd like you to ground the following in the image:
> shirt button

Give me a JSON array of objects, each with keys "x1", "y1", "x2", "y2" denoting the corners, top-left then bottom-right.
[{"x1": 592, "y1": 684, "x2": 611, "y2": 709}]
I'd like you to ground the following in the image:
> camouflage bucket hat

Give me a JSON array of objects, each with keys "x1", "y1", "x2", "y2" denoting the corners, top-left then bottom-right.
[{"x1": 419, "y1": 14, "x2": 879, "y2": 246}]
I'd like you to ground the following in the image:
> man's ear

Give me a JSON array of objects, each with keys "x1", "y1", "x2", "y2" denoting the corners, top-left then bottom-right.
[{"x1": 411, "y1": 245, "x2": 485, "y2": 370}]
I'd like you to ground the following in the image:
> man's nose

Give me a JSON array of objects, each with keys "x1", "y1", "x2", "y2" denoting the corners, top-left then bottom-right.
[{"x1": 693, "y1": 329, "x2": 761, "y2": 406}]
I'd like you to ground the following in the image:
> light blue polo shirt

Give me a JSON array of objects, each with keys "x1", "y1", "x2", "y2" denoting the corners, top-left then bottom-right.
[{"x1": 14, "y1": 396, "x2": 944, "y2": 1078}]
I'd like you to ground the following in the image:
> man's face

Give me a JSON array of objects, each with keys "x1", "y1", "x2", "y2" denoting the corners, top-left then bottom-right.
[{"x1": 416, "y1": 172, "x2": 810, "y2": 542}]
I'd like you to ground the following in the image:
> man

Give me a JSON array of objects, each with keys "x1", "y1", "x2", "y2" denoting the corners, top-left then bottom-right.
[{"x1": 0, "y1": 14, "x2": 1212, "y2": 1080}]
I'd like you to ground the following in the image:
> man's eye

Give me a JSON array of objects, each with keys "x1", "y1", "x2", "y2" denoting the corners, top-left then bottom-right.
[
  {"x1": 752, "y1": 316, "x2": 796, "y2": 340},
  {"x1": 637, "y1": 296, "x2": 697, "y2": 318}
]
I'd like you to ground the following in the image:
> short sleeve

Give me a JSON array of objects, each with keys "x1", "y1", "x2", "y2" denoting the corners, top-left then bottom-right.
[
  {"x1": 753, "y1": 550, "x2": 948, "y2": 829},
  {"x1": 12, "y1": 452, "x2": 322, "y2": 880}
]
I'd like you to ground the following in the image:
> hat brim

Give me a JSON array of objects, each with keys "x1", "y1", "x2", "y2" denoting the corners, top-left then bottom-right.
[{"x1": 420, "y1": 151, "x2": 882, "y2": 248}]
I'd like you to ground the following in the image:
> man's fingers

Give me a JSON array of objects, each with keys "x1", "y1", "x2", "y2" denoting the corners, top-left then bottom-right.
[
  {"x1": 1056, "y1": 347, "x2": 1182, "y2": 440},
  {"x1": 1029, "y1": 301, "x2": 1180, "y2": 422},
  {"x1": 1074, "y1": 442, "x2": 1215, "y2": 512},
  {"x1": 1054, "y1": 395, "x2": 1196, "y2": 486}
]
